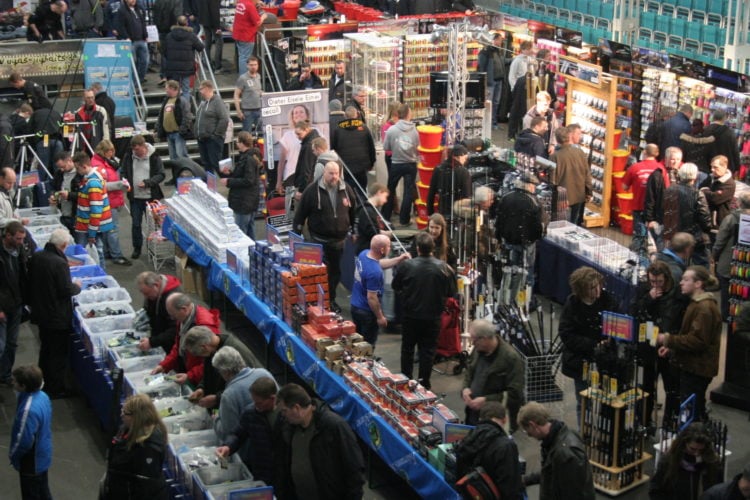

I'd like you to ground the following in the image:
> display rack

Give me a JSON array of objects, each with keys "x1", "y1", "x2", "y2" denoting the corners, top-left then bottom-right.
[
  {"x1": 345, "y1": 32, "x2": 401, "y2": 144},
  {"x1": 727, "y1": 243, "x2": 749, "y2": 323},
  {"x1": 580, "y1": 387, "x2": 651, "y2": 496},
  {"x1": 403, "y1": 34, "x2": 449, "y2": 119},
  {"x1": 304, "y1": 38, "x2": 352, "y2": 88},
  {"x1": 638, "y1": 67, "x2": 678, "y2": 147},
  {"x1": 563, "y1": 59, "x2": 618, "y2": 228}
]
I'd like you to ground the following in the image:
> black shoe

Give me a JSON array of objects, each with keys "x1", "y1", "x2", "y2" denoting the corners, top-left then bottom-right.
[
  {"x1": 113, "y1": 257, "x2": 132, "y2": 266},
  {"x1": 131, "y1": 248, "x2": 141, "y2": 259},
  {"x1": 330, "y1": 302, "x2": 342, "y2": 314}
]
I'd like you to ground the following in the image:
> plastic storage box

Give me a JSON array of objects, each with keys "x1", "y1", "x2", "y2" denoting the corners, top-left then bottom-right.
[
  {"x1": 76, "y1": 287, "x2": 132, "y2": 306},
  {"x1": 192, "y1": 463, "x2": 253, "y2": 500},
  {"x1": 206, "y1": 482, "x2": 270, "y2": 500},
  {"x1": 79, "y1": 275, "x2": 120, "y2": 291},
  {"x1": 106, "y1": 345, "x2": 163, "y2": 373},
  {"x1": 168, "y1": 430, "x2": 220, "y2": 481},
  {"x1": 124, "y1": 369, "x2": 189, "y2": 399},
  {"x1": 85, "y1": 329, "x2": 139, "y2": 359}
]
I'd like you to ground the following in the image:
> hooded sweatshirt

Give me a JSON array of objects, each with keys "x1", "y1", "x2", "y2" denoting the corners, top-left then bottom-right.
[{"x1": 383, "y1": 119, "x2": 419, "y2": 164}]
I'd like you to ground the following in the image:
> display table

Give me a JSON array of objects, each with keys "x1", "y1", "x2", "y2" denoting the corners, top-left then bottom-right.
[
  {"x1": 162, "y1": 216, "x2": 460, "y2": 500},
  {"x1": 536, "y1": 237, "x2": 637, "y2": 307}
]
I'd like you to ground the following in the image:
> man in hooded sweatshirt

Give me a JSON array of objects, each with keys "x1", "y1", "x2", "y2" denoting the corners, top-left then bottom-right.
[
  {"x1": 120, "y1": 135, "x2": 165, "y2": 259},
  {"x1": 331, "y1": 105, "x2": 376, "y2": 196},
  {"x1": 514, "y1": 115, "x2": 548, "y2": 159},
  {"x1": 382, "y1": 103, "x2": 420, "y2": 226}
]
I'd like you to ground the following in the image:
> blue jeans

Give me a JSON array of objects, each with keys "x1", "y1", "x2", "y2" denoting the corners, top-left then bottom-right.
[
  {"x1": 198, "y1": 135, "x2": 223, "y2": 173},
  {"x1": 234, "y1": 211, "x2": 255, "y2": 241},
  {"x1": 236, "y1": 41, "x2": 255, "y2": 74},
  {"x1": 351, "y1": 305, "x2": 379, "y2": 346},
  {"x1": 167, "y1": 132, "x2": 189, "y2": 160},
  {"x1": 384, "y1": 162, "x2": 416, "y2": 225},
  {"x1": 0, "y1": 305, "x2": 22, "y2": 382},
  {"x1": 75, "y1": 231, "x2": 106, "y2": 270},
  {"x1": 130, "y1": 198, "x2": 148, "y2": 251},
  {"x1": 489, "y1": 82, "x2": 503, "y2": 123},
  {"x1": 34, "y1": 138, "x2": 63, "y2": 181},
  {"x1": 102, "y1": 206, "x2": 125, "y2": 259},
  {"x1": 179, "y1": 76, "x2": 191, "y2": 101},
  {"x1": 132, "y1": 40, "x2": 149, "y2": 81},
  {"x1": 242, "y1": 109, "x2": 262, "y2": 134}
]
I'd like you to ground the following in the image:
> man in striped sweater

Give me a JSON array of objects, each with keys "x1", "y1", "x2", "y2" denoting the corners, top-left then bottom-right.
[{"x1": 73, "y1": 151, "x2": 114, "y2": 269}]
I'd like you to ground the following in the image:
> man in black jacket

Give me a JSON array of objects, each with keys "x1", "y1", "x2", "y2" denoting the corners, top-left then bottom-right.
[
  {"x1": 8, "y1": 72, "x2": 52, "y2": 111},
  {"x1": 478, "y1": 33, "x2": 506, "y2": 126},
  {"x1": 327, "y1": 60, "x2": 349, "y2": 102},
  {"x1": 286, "y1": 62, "x2": 323, "y2": 91},
  {"x1": 27, "y1": 228, "x2": 81, "y2": 398},
  {"x1": 164, "y1": 16, "x2": 205, "y2": 98},
  {"x1": 702, "y1": 464, "x2": 750, "y2": 500},
  {"x1": 455, "y1": 402, "x2": 524, "y2": 499},
  {"x1": 703, "y1": 110, "x2": 741, "y2": 174},
  {"x1": 27, "y1": 0, "x2": 66, "y2": 42},
  {"x1": 0, "y1": 221, "x2": 28, "y2": 385},
  {"x1": 152, "y1": 0, "x2": 184, "y2": 85},
  {"x1": 514, "y1": 116, "x2": 548, "y2": 159},
  {"x1": 331, "y1": 106, "x2": 376, "y2": 196},
  {"x1": 115, "y1": 0, "x2": 149, "y2": 83},
  {"x1": 275, "y1": 383, "x2": 365, "y2": 500},
  {"x1": 518, "y1": 401, "x2": 595, "y2": 500},
  {"x1": 136, "y1": 271, "x2": 182, "y2": 353},
  {"x1": 293, "y1": 161, "x2": 356, "y2": 313},
  {"x1": 392, "y1": 231, "x2": 455, "y2": 389},
  {"x1": 193, "y1": 0, "x2": 223, "y2": 72},
  {"x1": 292, "y1": 121, "x2": 321, "y2": 197},
  {"x1": 120, "y1": 135, "x2": 165, "y2": 259},
  {"x1": 51, "y1": 152, "x2": 82, "y2": 234}
]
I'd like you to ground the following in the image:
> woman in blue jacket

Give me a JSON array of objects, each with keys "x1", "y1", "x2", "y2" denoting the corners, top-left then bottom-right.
[{"x1": 10, "y1": 364, "x2": 53, "y2": 500}]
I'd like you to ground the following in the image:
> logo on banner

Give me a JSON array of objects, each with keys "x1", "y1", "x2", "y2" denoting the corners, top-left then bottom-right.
[
  {"x1": 368, "y1": 421, "x2": 382, "y2": 449},
  {"x1": 171, "y1": 226, "x2": 179, "y2": 243},
  {"x1": 224, "y1": 275, "x2": 231, "y2": 295},
  {"x1": 284, "y1": 338, "x2": 295, "y2": 365},
  {"x1": 302, "y1": 361, "x2": 319, "y2": 393}
]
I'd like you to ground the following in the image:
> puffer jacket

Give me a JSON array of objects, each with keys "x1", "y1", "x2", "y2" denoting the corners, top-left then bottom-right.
[
  {"x1": 662, "y1": 182, "x2": 711, "y2": 243},
  {"x1": 331, "y1": 118, "x2": 376, "y2": 176},
  {"x1": 534, "y1": 421, "x2": 595, "y2": 500},
  {"x1": 454, "y1": 420, "x2": 524, "y2": 499},
  {"x1": 10, "y1": 390, "x2": 52, "y2": 475},
  {"x1": 163, "y1": 25, "x2": 205, "y2": 78},
  {"x1": 666, "y1": 291, "x2": 722, "y2": 379},
  {"x1": 103, "y1": 427, "x2": 168, "y2": 500},
  {"x1": 225, "y1": 149, "x2": 260, "y2": 215}
]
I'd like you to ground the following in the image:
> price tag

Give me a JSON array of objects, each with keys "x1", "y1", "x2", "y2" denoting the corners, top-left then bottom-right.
[{"x1": 293, "y1": 242, "x2": 323, "y2": 265}]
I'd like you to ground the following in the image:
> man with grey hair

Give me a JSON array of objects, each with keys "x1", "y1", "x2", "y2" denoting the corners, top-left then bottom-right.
[
  {"x1": 663, "y1": 162, "x2": 711, "y2": 265},
  {"x1": 184, "y1": 325, "x2": 260, "y2": 409},
  {"x1": 151, "y1": 293, "x2": 221, "y2": 387},
  {"x1": 212, "y1": 346, "x2": 274, "y2": 443},
  {"x1": 27, "y1": 227, "x2": 81, "y2": 398},
  {"x1": 461, "y1": 319, "x2": 525, "y2": 429},
  {"x1": 347, "y1": 85, "x2": 367, "y2": 122},
  {"x1": 713, "y1": 191, "x2": 750, "y2": 320},
  {"x1": 646, "y1": 146, "x2": 683, "y2": 251}
]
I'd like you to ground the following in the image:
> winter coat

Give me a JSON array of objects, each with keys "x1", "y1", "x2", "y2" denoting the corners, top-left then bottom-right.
[
  {"x1": 214, "y1": 367, "x2": 274, "y2": 443},
  {"x1": 328, "y1": 73, "x2": 349, "y2": 102},
  {"x1": 392, "y1": 255, "x2": 456, "y2": 320},
  {"x1": 660, "y1": 111, "x2": 692, "y2": 153},
  {"x1": 115, "y1": 3, "x2": 147, "y2": 41},
  {"x1": 533, "y1": 421, "x2": 595, "y2": 500},
  {"x1": 644, "y1": 166, "x2": 676, "y2": 224},
  {"x1": 27, "y1": 243, "x2": 81, "y2": 330},
  {"x1": 10, "y1": 390, "x2": 52, "y2": 474},
  {"x1": 426, "y1": 161, "x2": 472, "y2": 218},
  {"x1": 665, "y1": 291, "x2": 722, "y2": 379},
  {"x1": 159, "y1": 305, "x2": 221, "y2": 385},
  {"x1": 152, "y1": 0, "x2": 182, "y2": 33},
  {"x1": 0, "y1": 241, "x2": 27, "y2": 314},
  {"x1": 120, "y1": 143, "x2": 165, "y2": 202},
  {"x1": 495, "y1": 188, "x2": 543, "y2": 245},
  {"x1": 701, "y1": 473, "x2": 748, "y2": 500},
  {"x1": 103, "y1": 427, "x2": 168, "y2": 500},
  {"x1": 478, "y1": 45, "x2": 505, "y2": 84},
  {"x1": 293, "y1": 128, "x2": 321, "y2": 192},
  {"x1": 75, "y1": 170, "x2": 115, "y2": 237},
  {"x1": 383, "y1": 120, "x2": 419, "y2": 164},
  {"x1": 91, "y1": 153, "x2": 126, "y2": 209},
  {"x1": 551, "y1": 144, "x2": 592, "y2": 205},
  {"x1": 704, "y1": 122, "x2": 741, "y2": 173},
  {"x1": 662, "y1": 183, "x2": 711, "y2": 243},
  {"x1": 194, "y1": 0, "x2": 221, "y2": 28},
  {"x1": 463, "y1": 340, "x2": 526, "y2": 426},
  {"x1": 353, "y1": 200, "x2": 385, "y2": 254},
  {"x1": 164, "y1": 25, "x2": 204, "y2": 78},
  {"x1": 20, "y1": 80, "x2": 51, "y2": 111},
  {"x1": 225, "y1": 406, "x2": 280, "y2": 486},
  {"x1": 679, "y1": 133, "x2": 714, "y2": 172},
  {"x1": 331, "y1": 118, "x2": 376, "y2": 177},
  {"x1": 71, "y1": 0, "x2": 103, "y2": 32},
  {"x1": 74, "y1": 104, "x2": 111, "y2": 144},
  {"x1": 225, "y1": 149, "x2": 261, "y2": 215},
  {"x1": 293, "y1": 177, "x2": 356, "y2": 241},
  {"x1": 649, "y1": 455, "x2": 721, "y2": 500},
  {"x1": 95, "y1": 91, "x2": 117, "y2": 138},
  {"x1": 286, "y1": 72, "x2": 323, "y2": 91},
  {"x1": 559, "y1": 290, "x2": 619, "y2": 379},
  {"x1": 514, "y1": 129, "x2": 546, "y2": 159},
  {"x1": 27, "y1": 2, "x2": 64, "y2": 41},
  {"x1": 156, "y1": 94, "x2": 193, "y2": 140},
  {"x1": 275, "y1": 400, "x2": 365, "y2": 500},
  {"x1": 143, "y1": 274, "x2": 182, "y2": 352},
  {"x1": 197, "y1": 333, "x2": 262, "y2": 406},
  {"x1": 654, "y1": 249, "x2": 689, "y2": 286},
  {"x1": 522, "y1": 108, "x2": 559, "y2": 150},
  {"x1": 699, "y1": 174, "x2": 736, "y2": 230},
  {"x1": 713, "y1": 210, "x2": 745, "y2": 278},
  {"x1": 455, "y1": 420, "x2": 524, "y2": 500},
  {"x1": 195, "y1": 94, "x2": 230, "y2": 141}
]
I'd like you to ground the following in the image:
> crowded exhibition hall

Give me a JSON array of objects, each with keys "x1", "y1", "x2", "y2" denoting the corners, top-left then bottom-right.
[{"x1": 1, "y1": 0, "x2": 750, "y2": 498}]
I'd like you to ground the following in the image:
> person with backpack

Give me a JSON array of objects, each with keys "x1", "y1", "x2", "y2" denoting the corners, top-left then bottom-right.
[{"x1": 152, "y1": 0, "x2": 184, "y2": 86}]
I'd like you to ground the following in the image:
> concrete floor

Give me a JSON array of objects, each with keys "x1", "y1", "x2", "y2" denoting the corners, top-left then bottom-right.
[{"x1": 1, "y1": 70, "x2": 749, "y2": 499}]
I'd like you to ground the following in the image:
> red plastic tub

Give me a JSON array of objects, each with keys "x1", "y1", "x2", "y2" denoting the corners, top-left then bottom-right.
[
  {"x1": 415, "y1": 200, "x2": 428, "y2": 219},
  {"x1": 616, "y1": 193, "x2": 634, "y2": 214},
  {"x1": 417, "y1": 163, "x2": 435, "y2": 185},
  {"x1": 282, "y1": 0, "x2": 300, "y2": 19},
  {"x1": 417, "y1": 125, "x2": 443, "y2": 150},
  {"x1": 612, "y1": 149, "x2": 629, "y2": 172},
  {"x1": 418, "y1": 146, "x2": 443, "y2": 168},
  {"x1": 618, "y1": 213, "x2": 634, "y2": 235},
  {"x1": 416, "y1": 216, "x2": 428, "y2": 230},
  {"x1": 417, "y1": 181, "x2": 430, "y2": 203},
  {"x1": 612, "y1": 171, "x2": 626, "y2": 193},
  {"x1": 262, "y1": 5, "x2": 280, "y2": 15}
]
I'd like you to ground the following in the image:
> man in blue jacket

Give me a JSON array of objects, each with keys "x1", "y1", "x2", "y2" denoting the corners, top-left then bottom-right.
[{"x1": 9, "y1": 364, "x2": 53, "y2": 499}]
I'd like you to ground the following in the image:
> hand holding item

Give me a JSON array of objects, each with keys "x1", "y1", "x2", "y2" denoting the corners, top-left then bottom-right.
[
  {"x1": 658, "y1": 346, "x2": 670, "y2": 357},
  {"x1": 173, "y1": 373, "x2": 188, "y2": 385},
  {"x1": 188, "y1": 388, "x2": 204, "y2": 402},
  {"x1": 150, "y1": 365, "x2": 165, "y2": 375},
  {"x1": 215, "y1": 446, "x2": 230, "y2": 458}
]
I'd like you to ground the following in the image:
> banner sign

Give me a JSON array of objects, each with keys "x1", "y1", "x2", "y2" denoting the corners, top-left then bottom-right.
[
  {"x1": 82, "y1": 40, "x2": 137, "y2": 123},
  {"x1": 0, "y1": 40, "x2": 84, "y2": 85},
  {"x1": 293, "y1": 241, "x2": 323, "y2": 265}
]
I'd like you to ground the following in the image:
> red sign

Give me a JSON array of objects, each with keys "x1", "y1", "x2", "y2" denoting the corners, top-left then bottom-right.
[{"x1": 293, "y1": 242, "x2": 323, "y2": 265}]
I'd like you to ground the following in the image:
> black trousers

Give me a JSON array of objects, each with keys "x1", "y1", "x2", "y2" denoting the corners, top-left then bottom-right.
[
  {"x1": 321, "y1": 239, "x2": 344, "y2": 303},
  {"x1": 680, "y1": 370, "x2": 712, "y2": 421},
  {"x1": 400, "y1": 316, "x2": 441, "y2": 389},
  {"x1": 38, "y1": 327, "x2": 71, "y2": 395},
  {"x1": 20, "y1": 470, "x2": 51, "y2": 500}
]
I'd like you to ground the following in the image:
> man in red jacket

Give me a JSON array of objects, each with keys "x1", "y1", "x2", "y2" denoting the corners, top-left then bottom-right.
[
  {"x1": 151, "y1": 293, "x2": 220, "y2": 385},
  {"x1": 623, "y1": 143, "x2": 662, "y2": 263}
]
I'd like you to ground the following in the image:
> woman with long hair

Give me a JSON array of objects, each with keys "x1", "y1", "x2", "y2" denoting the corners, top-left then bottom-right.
[
  {"x1": 275, "y1": 104, "x2": 311, "y2": 194},
  {"x1": 427, "y1": 212, "x2": 457, "y2": 269},
  {"x1": 220, "y1": 131, "x2": 261, "y2": 240},
  {"x1": 649, "y1": 422, "x2": 721, "y2": 500},
  {"x1": 101, "y1": 394, "x2": 168, "y2": 500},
  {"x1": 657, "y1": 265, "x2": 722, "y2": 420}
]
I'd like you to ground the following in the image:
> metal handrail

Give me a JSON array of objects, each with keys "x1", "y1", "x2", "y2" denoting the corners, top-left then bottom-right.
[
  {"x1": 258, "y1": 27, "x2": 310, "y2": 92},
  {"x1": 129, "y1": 56, "x2": 148, "y2": 124}
]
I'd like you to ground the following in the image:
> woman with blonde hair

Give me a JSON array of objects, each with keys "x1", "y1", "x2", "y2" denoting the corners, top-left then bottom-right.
[
  {"x1": 91, "y1": 138, "x2": 131, "y2": 266},
  {"x1": 101, "y1": 394, "x2": 168, "y2": 499}
]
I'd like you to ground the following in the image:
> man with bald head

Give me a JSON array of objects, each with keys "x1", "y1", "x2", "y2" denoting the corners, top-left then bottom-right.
[
  {"x1": 0, "y1": 167, "x2": 19, "y2": 228},
  {"x1": 293, "y1": 161, "x2": 357, "y2": 313},
  {"x1": 350, "y1": 234, "x2": 409, "y2": 347},
  {"x1": 623, "y1": 143, "x2": 661, "y2": 262}
]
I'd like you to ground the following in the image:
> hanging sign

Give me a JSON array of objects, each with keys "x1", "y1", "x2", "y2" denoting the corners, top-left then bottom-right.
[{"x1": 559, "y1": 56, "x2": 602, "y2": 86}]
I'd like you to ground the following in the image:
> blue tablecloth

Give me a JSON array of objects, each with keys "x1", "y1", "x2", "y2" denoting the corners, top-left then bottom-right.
[
  {"x1": 536, "y1": 237, "x2": 637, "y2": 307},
  {"x1": 163, "y1": 216, "x2": 459, "y2": 500}
]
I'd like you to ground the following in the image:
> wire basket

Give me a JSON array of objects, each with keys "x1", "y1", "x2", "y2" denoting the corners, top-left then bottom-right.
[
  {"x1": 515, "y1": 340, "x2": 565, "y2": 404},
  {"x1": 144, "y1": 201, "x2": 174, "y2": 271}
]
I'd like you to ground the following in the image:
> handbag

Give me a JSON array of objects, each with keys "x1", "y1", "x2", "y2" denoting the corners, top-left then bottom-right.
[{"x1": 456, "y1": 465, "x2": 501, "y2": 500}]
